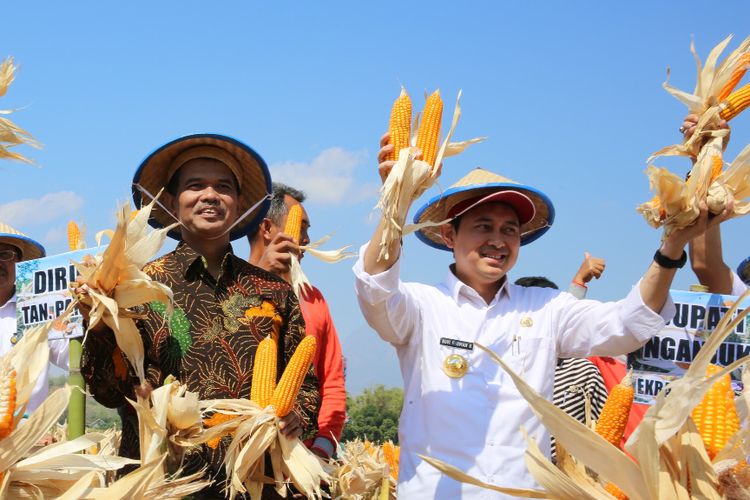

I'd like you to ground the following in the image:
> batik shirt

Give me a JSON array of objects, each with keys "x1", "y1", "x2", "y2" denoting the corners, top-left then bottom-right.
[{"x1": 82, "y1": 242, "x2": 320, "y2": 496}]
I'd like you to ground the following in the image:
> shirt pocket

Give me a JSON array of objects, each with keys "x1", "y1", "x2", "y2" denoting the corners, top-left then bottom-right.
[{"x1": 500, "y1": 331, "x2": 553, "y2": 376}]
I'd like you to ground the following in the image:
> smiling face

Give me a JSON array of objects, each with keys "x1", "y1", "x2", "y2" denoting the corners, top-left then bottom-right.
[
  {"x1": 440, "y1": 201, "x2": 521, "y2": 299},
  {"x1": 169, "y1": 158, "x2": 240, "y2": 241}
]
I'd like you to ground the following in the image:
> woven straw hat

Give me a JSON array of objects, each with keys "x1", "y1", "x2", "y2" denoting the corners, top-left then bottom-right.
[
  {"x1": 413, "y1": 168, "x2": 555, "y2": 251},
  {"x1": 132, "y1": 134, "x2": 272, "y2": 241},
  {"x1": 738, "y1": 256, "x2": 750, "y2": 286},
  {"x1": 0, "y1": 223, "x2": 45, "y2": 261}
]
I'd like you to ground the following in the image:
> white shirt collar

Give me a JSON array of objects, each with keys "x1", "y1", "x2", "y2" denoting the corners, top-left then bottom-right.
[{"x1": 444, "y1": 264, "x2": 511, "y2": 305}]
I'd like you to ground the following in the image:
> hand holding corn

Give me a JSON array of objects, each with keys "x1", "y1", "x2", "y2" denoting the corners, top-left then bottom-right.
[
  {"x1": 680, "y1": 113, "x2": 731, "y2": 155},
  {"x1": 257, "y1": 232, "x2": 297, "y2": 277}
]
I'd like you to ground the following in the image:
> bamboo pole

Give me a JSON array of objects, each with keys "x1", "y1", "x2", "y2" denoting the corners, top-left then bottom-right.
[{"x1": 67, "y1": 337, "x2": 85, "y2": 439}]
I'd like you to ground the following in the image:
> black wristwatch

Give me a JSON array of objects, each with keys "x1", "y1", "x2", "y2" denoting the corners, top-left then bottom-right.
[{"x1": 653, "y1": 249, "x2": 687, "y2": 269}]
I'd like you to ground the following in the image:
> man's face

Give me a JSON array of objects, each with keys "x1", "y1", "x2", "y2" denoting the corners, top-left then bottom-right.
[
  {"x1": 169, "y1": 159, "x2": 240, "y2": 240},
  {"x1": 0, "y1": 242, "x2": 20, "y2": 297},
  {"x1": 441, "y1": 202, "x2": 521, "y2": 289},
  {"x1": 268, "y1": 194, "x2": 311, "y2": 258}
]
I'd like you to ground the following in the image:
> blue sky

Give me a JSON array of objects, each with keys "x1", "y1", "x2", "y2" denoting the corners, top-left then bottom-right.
[{"x1": 2, "y1": 2, "x2": 750, "y2": 393}]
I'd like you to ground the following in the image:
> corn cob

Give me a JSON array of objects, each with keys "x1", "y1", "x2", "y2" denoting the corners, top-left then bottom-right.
[
  {"x1": 382, "y1": 441, "x2": 400, "y2": 481},
  {"x1": 386, "y1": 88, "x2": 412, "y2": 162},
  {"x1": 67, "y1": 221, "x2": 80, "y2": 251},
  {"x1": 270, "y1": 335, "x2": 317, "y2": 417},
  {"x1": 710, "y1": 155, "x2": 724, "y2": 184},
  {"x1": 691, "y1": 364, "x2": 739, "y2": 460},
  {"x1": 203, "y1": 412, "x2": 237, "y2": 449},
  {"x1": 0, "y1": 360, "x2": 17, "y2": 439},
  {"x1": 415, "y1": 90, "x2": 443, "y2": 168},
  {"x1": 720, "y1": 82, "x2": 750, "y2": 121},
  {"x1": 595, "y1": 371, "x2": 633, "y2": 448},
  {"x1": 605, "y1": 482, "x2": 628, "y2": 500},
  {"x1": 718, "y1": 53, "x2": 750, "y2": 102},
  {"x1": 250, "y1": 335, "x2": 277, "y2": 407},
  {"x1": 284, "y1": 204, "x2": 303, "y2": 245}
]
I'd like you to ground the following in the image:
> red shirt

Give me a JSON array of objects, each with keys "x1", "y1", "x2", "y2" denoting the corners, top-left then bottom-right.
[
  {"x1": 588, "y1": 356, "x2": 647, "y2": 446},
  {"x1": 300, "y1": 286, "x2": 346, "y2": 452}
]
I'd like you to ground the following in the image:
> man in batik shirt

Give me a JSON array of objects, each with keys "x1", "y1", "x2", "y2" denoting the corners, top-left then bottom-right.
[{"x1": 81, "y1": 134, "x2": 319, "y2": 498}]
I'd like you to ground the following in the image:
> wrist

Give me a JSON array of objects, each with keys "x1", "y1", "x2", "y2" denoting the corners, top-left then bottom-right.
[
  {"x1": 572, "y1": 279, "x2": 588, "y2": 289},
  {"x1": 658, "y1": 242, "x2": 685, "y2": 261},
  {"x1": 654, "y1": 248, "x2": 687, "y2": 269}
]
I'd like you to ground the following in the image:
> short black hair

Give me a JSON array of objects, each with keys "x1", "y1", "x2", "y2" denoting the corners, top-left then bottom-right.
[
  {"x1": 514, "y1": 276, "x2": 558, "y2": 289},
  {"x1": 247, "y1": 182, "x2": 306, "y2": 240},
  {"x1": 266, "y1": 182, "x2": 306, "y2": 226}
]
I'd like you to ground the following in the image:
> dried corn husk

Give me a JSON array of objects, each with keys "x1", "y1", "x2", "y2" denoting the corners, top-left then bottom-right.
[
  {"x1": 184, "y1": 398, "x2": 330, "y2": 500},
  {"x1": 376, "y1": 90, "x2": 485, "y2": 261},
  {"x1": 287, "y1": 235, "x2": 355, "y2": 301},
  {"x1": 74, "y1": 194, "x2": 176, "y2": 384},
  {"x1": 651, "y1": 35, "x2": 750, "y2": 161},
  {"x1": 638, "y1": 134, "x2": 750, "y2": 235},
  {"x1": 330, "y1": 439, "x2": 389, "y2": 500},
  {"x1": 422, "y1": 288, "x2": 750, "y2": 499},
  {"x1": 0, "y1": 57, "x2": 41, "y2": 164}
]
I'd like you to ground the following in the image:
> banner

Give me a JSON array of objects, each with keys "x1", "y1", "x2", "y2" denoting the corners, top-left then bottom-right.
[
  {"x1": 628, "y1": 289, "x2": 750, "y2": 405},
  {"x1": 15, "y1": 247, "x2": 105, "y2": 342}
]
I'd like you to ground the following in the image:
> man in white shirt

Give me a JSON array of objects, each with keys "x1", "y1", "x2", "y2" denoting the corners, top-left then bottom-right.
[
  {"x1": 0, "y1": 222, "x2": 68, "y2": 413},
  {"x1": 353, "y1": 136, "x2": 731, "y2": 498}
]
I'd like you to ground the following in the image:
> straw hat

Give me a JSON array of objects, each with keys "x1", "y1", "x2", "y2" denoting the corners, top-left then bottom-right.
[
  {"x1": 413, "y1": 168, "x2": 555, "y2": 251},
  {"x1": 0, "y1": 223, "x2": 45, "y2": 261},
  {"x1": 738, "y1": 256, "x2": 750, "y2": 286},
  {"x1": 132, "y1": 134, "x2": 272, "y2": 241}
]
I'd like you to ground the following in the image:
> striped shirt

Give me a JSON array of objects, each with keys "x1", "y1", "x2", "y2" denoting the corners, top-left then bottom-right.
[{"x1": 551, "y1": 357, "x2": 608, "y2": 461}]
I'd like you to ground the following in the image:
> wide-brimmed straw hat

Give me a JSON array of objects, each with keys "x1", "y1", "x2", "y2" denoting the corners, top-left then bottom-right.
[
  {"x1": 132, "y1": 134, "x2": 272, "y2": 241},
  {"x1": 0, "y1": 222, "x2": 45, "y2": 261},
  {"x1": 738, "y1": 256, "x2": 750, "y2": 286},
  {"x1": 413, "y1": 168, "x2": 555, "y2": 251}
]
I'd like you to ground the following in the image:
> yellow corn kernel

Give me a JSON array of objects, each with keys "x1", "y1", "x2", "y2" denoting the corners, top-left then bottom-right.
[
  {"x1": 250, "y1": 335, "x2": 277, "y2": 407},
  {"x1": 382, "y1": 441, "x2": 400, "y2": 481},
  {"x1": 203, "y1": 412, "x2": 237, "y2": 449},
  {"x1": 67, "y1": 221, "x2": 80, "y2": 251},
  {"x1": 718, "y1": 53, "x2": 750, "y2": 102},
  {"x1": 386, "y1": 88, "x2": 412, "y2": 162},
  {"x1": 0, "y1": 361, "x2": 17, "y2": 439},
  {"x1": 595, "y1": 371, "x2": 634, "y2": 448},
  {"x1": 604, "y1": 482, "x2": 628, "y2": 500},
  {"x1": 284, "y1": 204, "x2": 303, "y2": 245},
  {"x1": 415, "y1": 90, "x2": 443, "y2": 168},
  {"x1": 720, "y1": 82, "x2": 750, "y2": 121},
  {"x1": 270, "y1": 335, "x2": 317, "y2": 417},
  {"x1": 692, "y1": 364, "x2": 739, "y2": 460},
  {"x1": 710, "y1": 155, "x2": 724, "y2": 184}
]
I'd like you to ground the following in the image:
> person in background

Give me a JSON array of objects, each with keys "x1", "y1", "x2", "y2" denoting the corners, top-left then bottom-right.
[
  {"x1": 0, "y1": 223, "x2": 69, "y2": 413},
  {"x1": 248, "y1": 182, "x2": 346, "y2": 459},
  {"x1": 679, "y1": 113, "x2": 747, "y2": 295}
]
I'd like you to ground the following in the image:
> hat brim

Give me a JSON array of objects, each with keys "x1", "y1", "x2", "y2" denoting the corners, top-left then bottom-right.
[
  {"x1": 413, "y1": 182, "x2": 555, "y2": 251},
  {"x1": 132, "y1": 134, "x2": 272, "y2": 241},
  {"x1": 738, "y1": 256, "x2": 750, "y2": 285},
  {"x1": 0, "y1": 233, "x2": 45, "y2": 261}
]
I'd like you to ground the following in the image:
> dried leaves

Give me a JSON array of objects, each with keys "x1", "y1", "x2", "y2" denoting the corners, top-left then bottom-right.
[
  {"x1": 74, "y1": 195, "x2": 176, "y2": 384},
  {"x1": 0, "y1": 57, "x2": 41, "y2": 164}
]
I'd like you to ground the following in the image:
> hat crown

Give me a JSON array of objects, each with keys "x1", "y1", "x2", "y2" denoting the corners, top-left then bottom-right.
[{"x1": 451, "y1": 168, "x2": 519, "y2": 189}]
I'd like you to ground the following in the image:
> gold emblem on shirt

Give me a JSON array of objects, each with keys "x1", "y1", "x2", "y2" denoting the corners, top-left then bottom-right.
[
  {"x1": 520, "y1": 317, "x2": 533, "y2": 327},
  {"x1": 10, "y1": 335, "x2": 17, "y2": 345},
  {"x1": 443, "y1": 354, "x2": 469, "y2": 378}
]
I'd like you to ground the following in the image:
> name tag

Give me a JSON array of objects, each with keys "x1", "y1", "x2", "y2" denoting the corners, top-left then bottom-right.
[{"x1": 440, "y1": 337, "x2": 474, "y2": 351}]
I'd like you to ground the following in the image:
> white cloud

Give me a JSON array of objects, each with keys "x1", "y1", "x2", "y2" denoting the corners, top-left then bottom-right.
[
  {"x1": 0, "y1": 191, "x2": 84, "y2": 226},
  {"x1": 270, "y1": 147, "x2": 378, "y2": 205}
]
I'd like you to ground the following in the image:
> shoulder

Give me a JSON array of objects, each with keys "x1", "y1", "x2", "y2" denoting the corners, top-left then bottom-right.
[
  {"x1": 508, "y1": 283, "x2": 565, "y2": 304},
  {"x1": 231, "y1": 255, "x2": 290, "y2": 285}
]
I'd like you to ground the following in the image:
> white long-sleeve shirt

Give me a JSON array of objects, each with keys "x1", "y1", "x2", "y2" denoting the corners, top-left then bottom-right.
[
  {"x1": 0, "y1": 295, "x2": 69, "y2": 413},
  {"x1": 353, "y1": 244, "x2": 674, "y2": 499}
]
